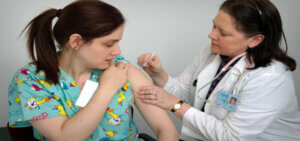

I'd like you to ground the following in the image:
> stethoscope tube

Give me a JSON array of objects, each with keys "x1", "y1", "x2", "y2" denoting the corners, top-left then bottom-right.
[{"x1": 196, "y1": 52, "x2": 247, "y2": 95}]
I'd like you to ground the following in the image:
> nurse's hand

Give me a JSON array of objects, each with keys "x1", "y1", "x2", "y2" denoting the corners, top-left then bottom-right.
[
  {"x1": 99, "y1": 61, "x2": 128, "y2": 93},
  {"x1": 137, "y1": 85, "x2": 180, "y2": 110},
  {"x1": 137, "y1": 53, "x2": 164, "y2": 77}
]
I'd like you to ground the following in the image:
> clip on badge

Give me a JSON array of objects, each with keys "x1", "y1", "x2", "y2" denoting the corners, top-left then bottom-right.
[
  {"x1": 216, "y1": 91, "x2": 239, "y2": 112},
  {"x1": 75, "y1": 80, "x2": 99, "y2": 107}
]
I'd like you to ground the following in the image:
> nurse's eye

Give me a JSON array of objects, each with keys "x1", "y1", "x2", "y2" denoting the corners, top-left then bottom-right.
[
  {"x1": 220, "y1": 32, "x2": 227, "y2": 36},
  {"x1": 220, "y1": 30, "x2": 230, "y2": 36}
]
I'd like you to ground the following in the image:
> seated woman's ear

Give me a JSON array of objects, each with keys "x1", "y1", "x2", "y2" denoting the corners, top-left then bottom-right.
[{"x1": 68, "y1": 33, "x2": 84, "y2": 51}]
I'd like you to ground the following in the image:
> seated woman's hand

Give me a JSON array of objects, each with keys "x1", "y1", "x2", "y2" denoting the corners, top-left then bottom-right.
[
  {"x1": 137, "y1": 85, "x2": 179, "y2": 110},
  {"x1": 99, "y1": 61, "x2": 128, "y2": 92}
]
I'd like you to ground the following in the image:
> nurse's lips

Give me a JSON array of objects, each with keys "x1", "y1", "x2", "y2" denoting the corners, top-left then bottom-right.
[{"x1": 211, "y1": 42, "x2": 218, "y2": 47}]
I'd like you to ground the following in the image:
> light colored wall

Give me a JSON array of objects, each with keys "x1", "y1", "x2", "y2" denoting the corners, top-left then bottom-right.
[{"x1": 0, "y1": 0, "x2": 299, "y2": 137}]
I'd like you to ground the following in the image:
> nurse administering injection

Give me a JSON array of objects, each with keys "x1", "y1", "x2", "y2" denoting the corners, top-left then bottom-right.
[{"x1": 137, "y1": 0, "x2": 300, "y2": 140}]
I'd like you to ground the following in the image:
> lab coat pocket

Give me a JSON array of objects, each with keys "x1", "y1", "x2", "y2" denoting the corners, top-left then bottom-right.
[{"x1": 205, "y1": 100, "x2": 229, "y2": 120}]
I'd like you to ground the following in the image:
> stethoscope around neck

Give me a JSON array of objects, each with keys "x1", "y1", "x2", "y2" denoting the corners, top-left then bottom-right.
[{"x1": 195, "y1": 52, "x2": 249, "y2": 102}]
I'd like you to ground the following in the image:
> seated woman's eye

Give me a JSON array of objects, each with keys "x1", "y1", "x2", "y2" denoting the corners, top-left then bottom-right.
[{"x1": 106, "y1": 44, "x2": 114, "y2": 47}]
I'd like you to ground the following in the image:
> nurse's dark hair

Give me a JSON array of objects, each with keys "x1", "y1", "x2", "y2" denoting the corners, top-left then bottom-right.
[
  {"x1": 220, "y1": 0, "x2": 296, "y2": 71},
  {"x1": 21, "y1": 0, "x2": 125, "y2": 84}
]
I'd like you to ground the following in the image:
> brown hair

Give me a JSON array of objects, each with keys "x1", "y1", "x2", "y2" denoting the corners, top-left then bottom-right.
[
  {"x1": 220, "y1": 0, "x2": 296, "y2": 71},
  {"x1": 23, "y1": 0, "x2": 125, "y2": 84}
]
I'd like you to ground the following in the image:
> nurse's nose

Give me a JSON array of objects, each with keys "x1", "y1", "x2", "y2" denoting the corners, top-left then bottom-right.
[{"x1": 208, "y1": 28, "x2": 218, "y2": 40}]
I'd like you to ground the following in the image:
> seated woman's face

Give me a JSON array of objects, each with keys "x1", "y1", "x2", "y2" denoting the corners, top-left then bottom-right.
[
  {"x1": 76, "y1": 25, "x2": 124, "y2": 69},
  {"x1": 208, "y1": 10, "x2": 251, "y2": 58}
]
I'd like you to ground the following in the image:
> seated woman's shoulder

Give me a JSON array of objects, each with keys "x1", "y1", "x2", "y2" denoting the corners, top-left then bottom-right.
[{"x1": 12, "y1": 62, "x2": 47, "y2": 83}]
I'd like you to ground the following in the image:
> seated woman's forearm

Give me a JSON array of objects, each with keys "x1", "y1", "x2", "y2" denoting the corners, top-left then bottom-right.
[
  {"x1": 61, "y1": 87, "x2": 115, "y2": 139},
  {"x1": 30, "y1": 87, "x2": 116, "y2": 141}
]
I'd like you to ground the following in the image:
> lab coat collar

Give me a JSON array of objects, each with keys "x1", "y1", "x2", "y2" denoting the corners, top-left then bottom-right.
[{"x1": 232, "y1": 55, "x2": 248, "y2": 76}]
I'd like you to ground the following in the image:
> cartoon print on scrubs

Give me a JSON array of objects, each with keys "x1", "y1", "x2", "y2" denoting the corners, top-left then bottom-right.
[
  {"x1": 24, "y1": 96, "x2": 51, "y2": 111},
  {"x1": 8, "y1": 56, "x2": 139, "y2": 141},
  {"x1": 117, "y1": 90, "x2": 126, "y2": 106},
  {"x1": 106, "y1": 106, "x2": 125, "y2": 126}
]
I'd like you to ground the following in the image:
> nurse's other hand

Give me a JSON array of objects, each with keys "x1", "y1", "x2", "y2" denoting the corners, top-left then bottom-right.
[
  {"x1": 137, "y1": 85, "x2": 179, "y2": 110},
  {"x1": 137, "y1": 53, "x2": 164, "y2": 77},
  {"x1": 99, "y1": 61, "x2": 128, "y2": 92}
]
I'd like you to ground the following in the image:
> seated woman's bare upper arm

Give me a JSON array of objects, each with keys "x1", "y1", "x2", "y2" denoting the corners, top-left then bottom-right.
[{"x1": 127, "y1": 64, "x2": 175, "y2": 134}]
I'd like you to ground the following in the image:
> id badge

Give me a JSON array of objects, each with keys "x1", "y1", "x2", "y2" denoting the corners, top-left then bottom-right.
[
  {"x1": 216, "y1": 91, "x2": 229, "y2": 107},
  {"x1": 216, "y1": 91, "x2": 239, "y2": 112},
  {"x1": 75, "y1": 80, "x2": 99, "y2": 107},
  {"x1": 224, "y1": 95, "x2": 239, "y2": 112}
]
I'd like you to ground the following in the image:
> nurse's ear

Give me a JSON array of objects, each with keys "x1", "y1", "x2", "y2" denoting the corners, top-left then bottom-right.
[
  {"x1": 248, "y1": 34, "x2": 265, "y2": 48},
  {"x1": 68, "y1": 33, "x2": 84, "y2": 51}
]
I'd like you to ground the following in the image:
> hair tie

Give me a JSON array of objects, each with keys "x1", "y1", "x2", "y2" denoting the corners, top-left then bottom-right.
[
  {"x1": 257, "y1": 9, "x2": 262, "y2": 15},
  {"x1": 56, "y1": 9, "x2": 62, "y2": 17}
]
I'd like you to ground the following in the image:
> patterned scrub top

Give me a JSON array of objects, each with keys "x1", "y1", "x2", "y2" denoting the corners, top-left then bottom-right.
[{"x1": 8, "y1": 56, "x2": 138, "y2": 141}]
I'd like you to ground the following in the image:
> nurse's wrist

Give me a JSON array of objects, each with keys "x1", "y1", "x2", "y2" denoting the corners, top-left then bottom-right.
[
  {"x1": 151, "y1": 71, "x2": 168, "y2": 87},
  {"x1": 168, "y1": 97, "x2": 181, "y2": 111},
  {"x1": 170, "y1": 99, "x2": 184, "y2": 112},
  {"x1": 174, "y1": 103, "x2": 191, "y2": 120}
]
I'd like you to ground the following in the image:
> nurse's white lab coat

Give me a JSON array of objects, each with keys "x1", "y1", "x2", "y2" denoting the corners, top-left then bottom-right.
[{"x1": 164, "y1": 44, "x2": 300, "y2": 141}]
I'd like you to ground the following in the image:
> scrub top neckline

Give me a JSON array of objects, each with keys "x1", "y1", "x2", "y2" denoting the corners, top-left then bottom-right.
[{"x1": 58, "y1": 67, "x2": 102, "y2": 92}]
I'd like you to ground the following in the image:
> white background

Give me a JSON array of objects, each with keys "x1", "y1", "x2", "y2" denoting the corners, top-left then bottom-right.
[{"x1": 0, "y1": 0, "x2": 299, "y2": 137}]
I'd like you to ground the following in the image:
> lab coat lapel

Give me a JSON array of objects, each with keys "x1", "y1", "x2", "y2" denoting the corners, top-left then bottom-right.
[
  {"x1": 213, "y1": 56, "x2": 247, "y2": 94},
  {"x1": 194, "y1": 55, "x2": 221, "y2": 109}
]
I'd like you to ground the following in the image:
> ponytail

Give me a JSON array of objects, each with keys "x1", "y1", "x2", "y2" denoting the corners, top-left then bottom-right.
[
  {"x1": 23, "y1": 9, "x2": 60, "y2": 84},
  {"x1": 22, "y1": 0, "x2": 125, "y2": 84}
]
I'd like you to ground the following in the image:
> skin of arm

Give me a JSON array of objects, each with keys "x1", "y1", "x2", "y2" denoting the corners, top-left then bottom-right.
[
  {"x1": 127, "y1": 64, "x2": 179, "y2": 141},
  {"x1": 137, "y1": 85, "x2": 192, "y2": 121},
  {"x1": 150, "y1": 70, "x2": 169, "y2": 88}
]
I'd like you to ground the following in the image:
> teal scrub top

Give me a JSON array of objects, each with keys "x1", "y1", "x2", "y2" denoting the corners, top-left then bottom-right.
[{"x1": 8, "y1": 56, "x2": 138, "y2": 141}]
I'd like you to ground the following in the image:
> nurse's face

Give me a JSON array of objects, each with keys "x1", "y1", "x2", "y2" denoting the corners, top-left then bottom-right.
[
  {"x1": 208, "y1": 10, "x2": 252, "y2": 58},
  {"x1": 77, "y1": 25, "x2": 124, "y2": 69}
]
